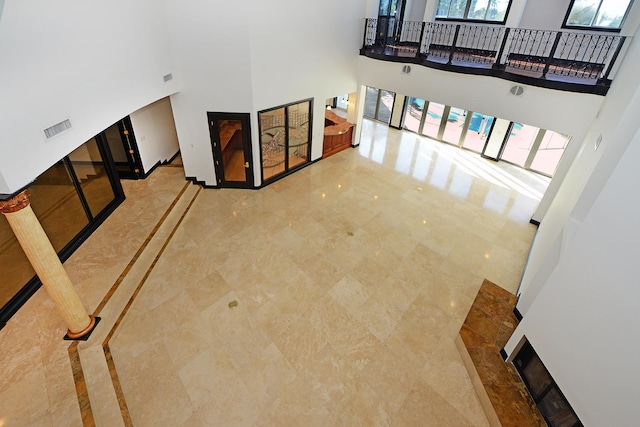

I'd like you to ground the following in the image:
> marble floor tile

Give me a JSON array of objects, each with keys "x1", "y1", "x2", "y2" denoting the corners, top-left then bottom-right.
[{"x1": 0, "y1": 119, "x2": 548, "y2": 426}]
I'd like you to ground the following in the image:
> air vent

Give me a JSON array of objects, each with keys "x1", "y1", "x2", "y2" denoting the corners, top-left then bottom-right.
[
  {"x1": 509, "y1": 85, "x2": 524, "y2": 96},
  {"x1": 401, "y1": 65, "x2": 412, "y2": 75},
  {"x1": 163, "y1": 73, "x2": 173, "y2": 82},
  {"x1": 43, "y1": 119, "x2": 72, "y2": 139}
]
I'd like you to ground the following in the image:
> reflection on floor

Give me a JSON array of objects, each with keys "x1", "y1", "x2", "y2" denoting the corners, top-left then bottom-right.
[{"x1": 0, "y1": 119, "x2": 547, "y2": 426}]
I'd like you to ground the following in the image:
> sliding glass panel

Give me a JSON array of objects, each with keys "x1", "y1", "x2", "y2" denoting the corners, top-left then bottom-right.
[
  {"x1": 363, "y1": 87, "x2": 379, "y2": 119},
  {"x1": 422, "y1": 102, "x2": 444, "y2": 139},
  {"x1": 530, "y1": 131, "x2": 570, "y2": 176},
  {"x1": 442, "y1": 107, "x2": 466, "y2": 145},
  {"x1": 287, "y1": 101, "x2": 310, "y2": 169},
  {"x1": 377, "y1": 90, "x2": 395, "y2": 124},
  {"x1": 0, "y1": 217, "x2": 35, "y2": 309},
  {"x1": 68, "y1": 138, "x2": 116, "y2": 218},
  {"x1": 403, "y1": 97, "x2": 424, "y2": 133},
  {"x1": 463, "y1": 113, "x2": 493, "y2": 152},
  {"x1": 501, "y1": 123, "x2": 539, "y2": 167},
  {"x1": 261, "y1": 108, "x2": 286, "y2": 181},
  {"x1": 28, "y1": 161, "x2": 89, "y2": 252}
]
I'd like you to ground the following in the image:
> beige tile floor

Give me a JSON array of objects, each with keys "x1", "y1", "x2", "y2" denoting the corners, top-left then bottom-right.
[{"x1": 0, "y1": 118, "x2": 546, "y2": 426}]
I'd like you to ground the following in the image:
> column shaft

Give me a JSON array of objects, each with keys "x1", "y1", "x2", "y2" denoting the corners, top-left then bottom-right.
[{"x1": 1, "y1": 193, "x2": 93, "y2": 336}]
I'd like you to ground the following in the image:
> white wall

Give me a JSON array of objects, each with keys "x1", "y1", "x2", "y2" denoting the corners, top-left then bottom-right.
[
  {"x1": 405, "y1": 0, "x2": 427, "y2": 21},
  {"x1": 129, "y1": 97, "x2": 180, "y2": 174},
  {"x1": 162, "y1": 0, "x2": 255, "y2": 186},
  {"x1": 357, "y1": 56, "x2": 601, "y2": 139},
  {"x1": 163, "y1": 0, "x2": 365, "y2": 187},
  {"x1": 0, "y1": 0, "x2": 178, "y2": 194},
  {"x1": 518, "y1": 32, "x2": 640, "y2": 308},
  {"x1": 519, "y1": 0, "x2": 570, "y2": 29},
  {"x1": 505, "y1": 121, "x2": 640, "y2": 426}
]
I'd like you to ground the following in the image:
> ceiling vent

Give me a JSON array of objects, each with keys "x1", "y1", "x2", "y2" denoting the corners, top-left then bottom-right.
[
  {"x1": 509, "y1": 85, "x2": 525, "y2": 96},
  {"x1": 43, "y1": 119, "x2": 72, "y2": 140},
  {"x1": 163, "y1": 73, "x2": 173, "y2": 82},
  {"x1": 401, "y1": 65, "x2": 412, "y2": 75}
]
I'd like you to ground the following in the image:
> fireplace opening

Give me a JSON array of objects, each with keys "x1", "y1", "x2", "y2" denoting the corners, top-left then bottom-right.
[{"x1": 513, "y1": 340, "x2": 583, "y2": 427}]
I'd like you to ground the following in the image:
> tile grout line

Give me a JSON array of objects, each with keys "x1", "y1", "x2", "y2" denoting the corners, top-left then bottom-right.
[
  {"x1": 67, "y1": 181, "x2": 191, "y2": 427},
  {"x1": 93, "y1": 182, "x2": 192, "y2": 316},
  {"x1": 102, "y1": 186, "x2": 202, "y2": 426}
]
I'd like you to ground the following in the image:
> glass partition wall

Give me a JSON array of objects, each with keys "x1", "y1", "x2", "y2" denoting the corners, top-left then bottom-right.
[
  {"x1": 259, "y1": 99, "x2": 312, "y2": 183},
  {"x1": 0, "y1": 135, "x2": 124, "y2": 328}
]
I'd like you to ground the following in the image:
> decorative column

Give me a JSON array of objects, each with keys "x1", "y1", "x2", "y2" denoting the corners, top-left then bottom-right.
[{"x1": 0, "y1": 192, "x2": 96, "y2": 339}]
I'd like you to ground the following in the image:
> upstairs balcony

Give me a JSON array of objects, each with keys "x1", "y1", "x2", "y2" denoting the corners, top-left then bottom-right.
[{"x1": 360, "y1": 18, "x2": 630, "y2": 96}]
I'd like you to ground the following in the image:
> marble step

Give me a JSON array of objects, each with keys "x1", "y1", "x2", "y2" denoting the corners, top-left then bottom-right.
[{"x1": 76, "y1": 182, "x2": 201, "y2": 427}]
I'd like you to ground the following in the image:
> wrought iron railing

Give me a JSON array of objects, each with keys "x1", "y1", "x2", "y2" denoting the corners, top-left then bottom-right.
[{"x1": 361, "y1": 18, "x2": 628, "y2": 90}]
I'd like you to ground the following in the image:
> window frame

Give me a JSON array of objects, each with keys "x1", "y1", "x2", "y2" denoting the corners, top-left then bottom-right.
[
  {"x1": 562, "y1": 0, "x2": 634, "y2": 33},
  {"x1": 434, "y1": 0, "x2": 513, "y2": 25}
]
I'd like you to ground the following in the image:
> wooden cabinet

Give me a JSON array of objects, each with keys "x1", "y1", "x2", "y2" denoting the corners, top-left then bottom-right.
[{"x1": 323, "y1": 110, "x2": 354, "y2": 158}]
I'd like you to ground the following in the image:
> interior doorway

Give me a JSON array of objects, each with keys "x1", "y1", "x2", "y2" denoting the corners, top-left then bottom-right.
[
  {"x1": 99, "y1": 117, "x2": 144, "y2": 180},
  {"x1": 208, "y1": 112, "x2": 255, "y2": 188}
]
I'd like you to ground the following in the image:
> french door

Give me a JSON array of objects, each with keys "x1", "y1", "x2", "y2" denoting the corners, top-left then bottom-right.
[
  {"x1": 208, "y1": 112, "x2": 255, "y2": 189},
  {"x1": 364, "y1": 86, "x2": 396, "y2": 124}
]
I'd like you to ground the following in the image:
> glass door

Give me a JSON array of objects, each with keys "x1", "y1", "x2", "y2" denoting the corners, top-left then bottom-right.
[
  {"x1": 421, "y1": 102, "x2": 445, "y2": 139},
  {"x1": 101, "y1": 117, "x2": 144, "y2": 179},
  {"x1": 403, "y1": 97, "x2": 425, "y2": 133},
  {"x1": 463, "y1": 112, "x2": 494, "y2": 152},
  {"x1": 530, "y1": 131, "x2": 570, "y2": 176},
  {"x1": 363, "y1": 86, "x2": 396, "y2": 125},
  {"x1": 208, "y1": 112, "x2": 255, "y2": 188},
  {"x1": 442, "y1": 107, "x2": 467, "y2": 145},
  {"x1": 500, "y1": 123, "x2": 540, "y2": 167}
]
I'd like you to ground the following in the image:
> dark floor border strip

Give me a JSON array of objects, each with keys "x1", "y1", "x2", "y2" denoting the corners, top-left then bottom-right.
[
  {"x1": 92, "y1": 182, "x2": 190, "y2": 316},
  {"x1": 102, "y1": 186, "x2": 202, "y2": 426},
  {"x1": 67, "y1": 182, "x2": 189, "y2": 426},
  {"x1": 68, "y1": 342, "x2": 95, "y2": 427}
]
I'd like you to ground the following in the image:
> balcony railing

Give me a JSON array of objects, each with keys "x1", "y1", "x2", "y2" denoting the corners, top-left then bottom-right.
[{"x1": 361, "y1": 18, "x2": 628, "y2": 94}]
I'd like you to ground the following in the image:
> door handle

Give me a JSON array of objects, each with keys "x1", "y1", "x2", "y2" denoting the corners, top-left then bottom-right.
[{"x1": 244, "y1": 162, "x2": 250, "y2": 168}]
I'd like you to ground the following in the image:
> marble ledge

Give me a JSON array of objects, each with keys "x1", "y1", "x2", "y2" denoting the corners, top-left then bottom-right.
[{"x1": 457, "y1": 279, "x2": 546, "y2": 427}]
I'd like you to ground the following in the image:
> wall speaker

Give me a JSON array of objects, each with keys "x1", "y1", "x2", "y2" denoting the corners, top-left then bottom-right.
[{"x1": 509, "y1": 85, "x2": 524, "y2": 96}]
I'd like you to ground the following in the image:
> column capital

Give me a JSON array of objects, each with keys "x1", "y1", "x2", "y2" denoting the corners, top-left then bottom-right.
[{"x1": 0, "y1": 192, "x2": 31, "y2": 214}]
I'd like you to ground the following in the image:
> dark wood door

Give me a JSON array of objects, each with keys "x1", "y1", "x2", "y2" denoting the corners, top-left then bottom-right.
[{"x1": 208, "y1": 112, "x2": 254, "y2": 188}]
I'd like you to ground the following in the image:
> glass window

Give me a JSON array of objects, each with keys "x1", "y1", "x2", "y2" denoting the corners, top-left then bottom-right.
[
  {"x1": 564, "y1": 0, "x2": 632, "y2": 30},
  {"x1": 68, "y1": 138, "x2": 117, "y2": 218},
  {"x1": 288, "y1": 101, "x2": 310, "y2": 170},
  {"x1": 260, "y1": 108, "x2": 286, "y2": 181},
  {"x1": 436, "y1": 0, "x2": 511, "y2": 22},
  {"x1": 0, "y1": 216, "x2": 35, "y2": 309},
  {"x1": 28, "y1": 161, "x2": 90, "y2": 252},
  {"x1": 259, "y1": 99, "x2": 312, "y2": 183}
]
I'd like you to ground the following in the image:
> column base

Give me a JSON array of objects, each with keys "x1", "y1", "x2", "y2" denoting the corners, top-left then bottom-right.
[{"x1": 64, "y1": 316, "x2": 100, "y2": 341}]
